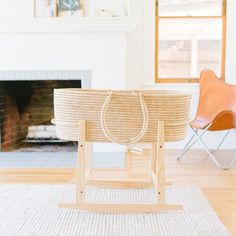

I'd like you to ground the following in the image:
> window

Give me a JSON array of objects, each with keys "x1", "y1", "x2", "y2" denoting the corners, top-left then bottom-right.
[{"x1": 155, "y1": 0, "x2": 227, "y2": 83}]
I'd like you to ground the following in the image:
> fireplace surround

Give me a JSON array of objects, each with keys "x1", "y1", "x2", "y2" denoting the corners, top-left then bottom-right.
[{"x1": 0, "y1": 70, "x2": 91, "y2": 151}]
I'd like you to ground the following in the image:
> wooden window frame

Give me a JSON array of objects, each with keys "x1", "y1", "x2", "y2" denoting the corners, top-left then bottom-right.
[{"x1": 155, "y1": 0, "x2": 227, "y2": 83}]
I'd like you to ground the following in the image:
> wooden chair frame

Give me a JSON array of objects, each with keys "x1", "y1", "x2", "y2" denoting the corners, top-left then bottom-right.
[{"x1": 59, "y1": 120, "x2": 182, "y2": 213}]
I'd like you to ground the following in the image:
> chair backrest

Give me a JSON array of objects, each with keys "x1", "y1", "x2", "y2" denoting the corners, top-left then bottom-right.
[{"x1": 195, "y1": 70, "x2": 236, "y2": 131}]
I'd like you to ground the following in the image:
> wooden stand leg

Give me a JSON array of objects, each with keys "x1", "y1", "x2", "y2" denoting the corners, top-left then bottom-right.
[
  {"x1": 85, "y1": 142, "x2": 92, "y2": 175},
  {"x1": 124, "y1": 150, "x2": 132, "y2": 171},
  {"x1": 76, "y1": 120, "x2": 86, "y2": 204},
  {"x1": 59, "y1": 120, "x2": 182, "y2": 213},
  {"x1": 156, "y1": 121, "x2": 165, "y2": 204},
  {"x1": 150, "y1": 143, "x2": 157, "y2": 173}
]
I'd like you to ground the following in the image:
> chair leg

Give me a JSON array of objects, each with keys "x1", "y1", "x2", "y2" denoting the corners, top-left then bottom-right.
[
  {"x1": 211, "y1": 129, "x2": 231, "y2": 154},
  {"x1": 177, "y1": 124, "x2": 212, "y2": 161},
  {"x1": 191, "y1": 127, "x2": 236, "y2": 170},
  {"x1": 177, "y1": 133, "x2": 195, "y2": 161},
  {"x1": 228, "y1": 150, "x2": 236, "y2": 169}
]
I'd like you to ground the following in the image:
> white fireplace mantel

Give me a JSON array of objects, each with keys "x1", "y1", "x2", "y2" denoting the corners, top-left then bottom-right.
[
  {"x1": 0, "y1": 17, "x2": 138, "y2": 33},
  {"x1": 0, "y1": 70, "x2": 92, "y2": 89}
]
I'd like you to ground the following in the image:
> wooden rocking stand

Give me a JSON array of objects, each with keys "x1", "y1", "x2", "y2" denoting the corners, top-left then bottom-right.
[
  {"x1": 59, "y1": 120, "x2": 182, "y2": 213},
  {"x1": 54, "y1": 89, "x2": 191, "y2": 213}
]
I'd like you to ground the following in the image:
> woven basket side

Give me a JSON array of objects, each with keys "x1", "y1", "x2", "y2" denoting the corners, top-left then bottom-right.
[{"x1": 54, "y1": 89, "x2": 191, "y2": 143}]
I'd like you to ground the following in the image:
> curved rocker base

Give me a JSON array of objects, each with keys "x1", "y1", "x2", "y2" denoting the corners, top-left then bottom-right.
[{"x1": 59, "y1": 203, "x2": 183, "y2": 214}]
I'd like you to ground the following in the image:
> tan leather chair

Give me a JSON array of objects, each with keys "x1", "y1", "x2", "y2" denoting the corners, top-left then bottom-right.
[{"x1": 177, "y1": 69, "x2": 236, "y2": 170}]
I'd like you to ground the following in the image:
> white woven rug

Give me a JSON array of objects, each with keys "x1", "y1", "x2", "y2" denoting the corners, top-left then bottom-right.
[{"x1": 0, "y1": 185, "x2": 230, "y2": 236}]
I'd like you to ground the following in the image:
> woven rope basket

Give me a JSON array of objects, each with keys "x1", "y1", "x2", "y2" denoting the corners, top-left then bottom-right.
[{"x1": 54, "y1": 89, "x2": 191, "y2": 144}]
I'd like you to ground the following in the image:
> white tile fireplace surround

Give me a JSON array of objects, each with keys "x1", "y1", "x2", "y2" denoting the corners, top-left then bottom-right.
[{"x1": 0, "y1": 70, "x2": 91, "y2": 88}]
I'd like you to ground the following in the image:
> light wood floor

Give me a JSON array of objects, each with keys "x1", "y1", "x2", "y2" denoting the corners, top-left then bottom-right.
[{"x1": 0, "y1": 149, "x2": 235, "y2": 235}]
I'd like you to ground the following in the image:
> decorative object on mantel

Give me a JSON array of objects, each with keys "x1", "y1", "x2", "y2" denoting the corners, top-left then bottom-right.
[
  {"x1": 84, "y1": 0, "x2": 131, "y2": 17},
  {"x1": 99, "y1": 9, "x2": 108, "y2": 17},
  {"x1": 34, "y1": 0, "x2": 57, "y2": 17},
  {"x1": 58, "y1": 0, "x2": 84, "y2": 17},
  {"x1": 1, "y1": 0, "x2": 137, "y2": 33},
  {"x1": 34, "y1": 0, "x2": 84, "y2": 17}
]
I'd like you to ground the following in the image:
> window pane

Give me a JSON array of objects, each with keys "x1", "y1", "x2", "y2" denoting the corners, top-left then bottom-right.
[
  {"x1": 158, "y1": 40, "x2": 191, "y2": 78},
  {"x1": 158, "y1": 18, "x2": 222, "y2": 79},
  {"x1": 158, "y1": 0, "x2": 223, "y2": 16},
  {"x1": 198, "y1": 40, "x2": 221, "y2": 76}
]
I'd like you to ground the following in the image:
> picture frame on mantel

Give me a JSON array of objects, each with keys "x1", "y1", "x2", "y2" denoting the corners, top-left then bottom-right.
[
  {"x1": 34, "y1": 0, "x2": 84, "y2": 17},
  {"x1": 57, "y1": 0, "x2": 84, "y2": 17},
  {"x1": 34, "y1": 0, "x2": 57, "y2": 17}
]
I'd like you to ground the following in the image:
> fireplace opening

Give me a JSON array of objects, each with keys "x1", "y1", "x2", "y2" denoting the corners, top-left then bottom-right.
[{"x1": 0, "y1": 80, "x2": 81, "y2": 151}]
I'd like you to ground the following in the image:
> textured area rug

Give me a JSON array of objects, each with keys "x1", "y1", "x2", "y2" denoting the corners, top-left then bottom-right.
[{"x1": 0, "y1": 185, "x2": 230, "y2": 236}]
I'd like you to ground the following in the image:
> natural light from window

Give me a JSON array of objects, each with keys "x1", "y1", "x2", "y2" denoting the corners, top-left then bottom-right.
[{"x1": 156, "y1": 0, "x2": 226, "y2": 82}]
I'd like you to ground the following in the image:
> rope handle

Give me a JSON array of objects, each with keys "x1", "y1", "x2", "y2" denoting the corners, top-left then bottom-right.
[{"x1": 100, "y1": 91, "x2": 149, "y2": 145}]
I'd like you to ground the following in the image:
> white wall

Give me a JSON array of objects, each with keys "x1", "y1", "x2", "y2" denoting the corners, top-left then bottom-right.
[
  {"x1": 126, "y1": 0, "x2": 144, "y2": 89},
  {"x1": 0, "y1": 33, "x2": 127, "y2": 90},
  {"x1": 0, "y1": 0, "x2": 33, "y2": 18},
  {"x1": 225, "y1": 0, "x2": 236, "y2": 85}
]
